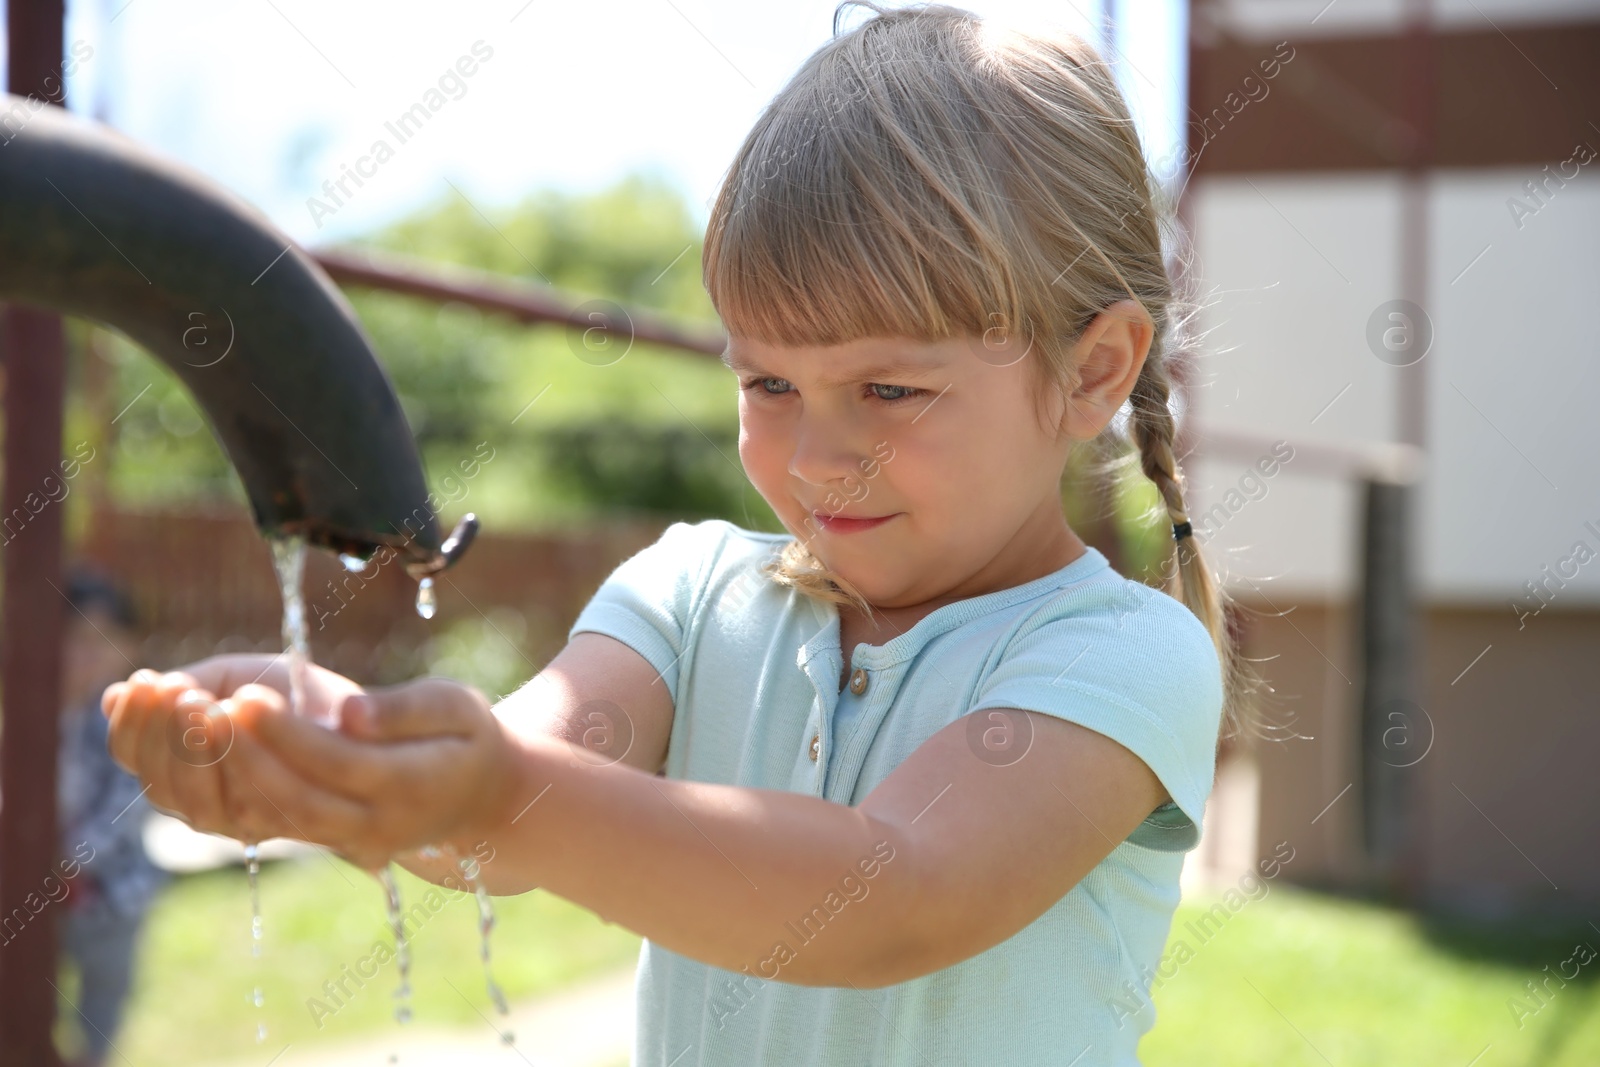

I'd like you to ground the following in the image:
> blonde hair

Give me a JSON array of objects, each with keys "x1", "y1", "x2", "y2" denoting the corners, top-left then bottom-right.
[{"x1": 702, "y1": 1, "x2": 1260, "y2": 741}]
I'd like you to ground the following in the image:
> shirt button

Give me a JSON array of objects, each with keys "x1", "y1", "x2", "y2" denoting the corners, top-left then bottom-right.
[
  {"x1": 809, "y1": 733, "x2": 821, "y2": 761},
  {"x1": 849, "y1": 668, "x2": 868, "y2": 696}
]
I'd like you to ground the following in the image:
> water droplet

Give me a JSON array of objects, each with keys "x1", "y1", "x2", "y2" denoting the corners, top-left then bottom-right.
[
  {"x1": 377, "y1": 865, "x2": 415, "y2": 1027},
  {"x1": 415, "y1": 577, "x2": 437, "y2": 620},
  {"x1": 456, "y1": 851, "x2": 509, "y2": 1016},
  {"x1": 501, "y1": 1030, "x2": 516, "y2": 1046},
  {"x1": 339, "y1": 551, "x2": 369, "y2": 573},
  {"x1": 244, "y1": 841, "x2": 265, "y2": 1033}
]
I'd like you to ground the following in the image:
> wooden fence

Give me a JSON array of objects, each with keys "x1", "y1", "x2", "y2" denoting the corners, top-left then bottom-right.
[{"x1": 73, "y1": 503, "x2": 672, "y2": 687}]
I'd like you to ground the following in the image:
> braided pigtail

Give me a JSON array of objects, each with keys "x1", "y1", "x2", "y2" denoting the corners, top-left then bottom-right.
[{"x1": 1126, "y1": 352, "x2": 1263, "y2": 744}]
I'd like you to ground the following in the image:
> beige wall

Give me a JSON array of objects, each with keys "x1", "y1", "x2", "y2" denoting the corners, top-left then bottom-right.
[
  {"x1": 1188, "y1": 170, "x2": 1600, "y2": 606},
  {"x1": 1233, "y1": 596, "x2": 1600, "y2": 917}
]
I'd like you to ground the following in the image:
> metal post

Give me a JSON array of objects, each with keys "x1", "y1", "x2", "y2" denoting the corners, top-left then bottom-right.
[
  {"x1": 1360, "y1": 0, "x2": 1433, "y2": 908},
  {"x1": 2, "y1": 2, "x2": 69, "y2": 1064},
  {"x1": 1399, "y1": 0, "x2": 1434, "y2": 454},
  {"x1": 1356, "y1": 475, "x2": 1423, "y2": 901}
]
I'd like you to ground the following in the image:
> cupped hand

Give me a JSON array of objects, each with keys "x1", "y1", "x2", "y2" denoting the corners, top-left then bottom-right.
[
  {"x1": 102, "y1": 656, "x2": 519, "y2": 871},
  {"x1": 101, "y1": 654, "x2": 361, "y2": 838},
  {"x1": 218, "y1": 675, "x2": 519, "y2": 870}
]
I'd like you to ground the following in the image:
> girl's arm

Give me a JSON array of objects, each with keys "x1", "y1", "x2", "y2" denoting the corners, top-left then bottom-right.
[
  {"x1": 469, "y1": 715, "x2": 1165, "y2": 988},
  {"x1": 99, "y1": 636, "x2": 679, "y2": 892},
  {"x1": 227, "y1": 640, "x2": 1171, "y2": 989}
]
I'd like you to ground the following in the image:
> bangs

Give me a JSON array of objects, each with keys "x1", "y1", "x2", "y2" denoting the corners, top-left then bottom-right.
[{"x1": 702, "y1": 48, "x2": 1060, "y2": 352}]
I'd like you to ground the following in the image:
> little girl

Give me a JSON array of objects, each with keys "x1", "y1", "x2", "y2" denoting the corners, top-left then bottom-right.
[{"x1": 106, "y1": 4, "x2": 1254, "y2": 1064}]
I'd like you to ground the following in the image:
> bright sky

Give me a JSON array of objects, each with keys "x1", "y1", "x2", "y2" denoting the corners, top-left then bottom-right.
[{"x1": 4, "y1": 0, "x2": 1184, "y2": 247}]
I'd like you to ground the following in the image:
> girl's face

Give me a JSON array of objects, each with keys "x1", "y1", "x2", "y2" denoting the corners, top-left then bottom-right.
[{"x1": 728, "y1": 332, "x2": 1085, "y2": 612}]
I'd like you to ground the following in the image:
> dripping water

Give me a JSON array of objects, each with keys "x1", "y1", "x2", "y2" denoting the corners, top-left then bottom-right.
[
  {"x1": 272, "y1": 535, "x2": 419, "y2": 1052},
  {"x1": 246, "y1": 531, "x2": 316, "y2": 1047},
  {"x1": 288, "y1": 534, "x2": 412, "y2": 1043},
  {"x1": 459, "y1": 851, "x2": 514, "y2": 1045},
  {"x1": 265, "y1": 534, "x2": 470, "y2": 1049},
  {"x1": 264, "y1": 539, "x2": 499, "y2": 1053},
  {"x1": 376, "y1": 865, "x2": 415, "y2": 1026},
  {"x1": 410, "y1": 576, "x2": 510, "y2": 1044},
  {"x1": 245, "y1": 842, "x2": 265, "y2": 1043},
  {"x1": 368, "y1": 572, "x2": 433, "y2": 1042}
]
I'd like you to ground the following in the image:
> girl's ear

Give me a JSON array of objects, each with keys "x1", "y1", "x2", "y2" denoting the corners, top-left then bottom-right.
[{"x1": 1060, "y1": 299, "x2": 1154, "y2": 441}]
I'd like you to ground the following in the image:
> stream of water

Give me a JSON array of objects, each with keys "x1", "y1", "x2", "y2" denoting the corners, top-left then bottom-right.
[
  {"x1": 262, "y1": 534, "x2": 509, "y2": 1053},
  {"x1": 375, "y1": 865, "x2": 414, "y2": 1025},
  {"x1": 247, "y1": 533, "x2": 311, "y2": 1047},
  {"x1": 460, "y1": 851, "x2": 511, "y2": 1022},
  {"x1": 244, "y1": 842, "x2": 264, "y2": 1044},
  {"x1": 270, "y1": 538, "x2": 311, "y2": 724}
]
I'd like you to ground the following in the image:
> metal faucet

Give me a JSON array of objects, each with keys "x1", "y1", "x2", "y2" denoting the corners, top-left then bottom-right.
[{"x1": 0, "y1": 92, "x2": 477, "y2": 577}]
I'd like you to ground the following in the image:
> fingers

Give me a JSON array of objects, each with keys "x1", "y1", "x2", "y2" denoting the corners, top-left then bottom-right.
[
  {"x1": 219, "y1": 708, "x2": 371, "y2": 849},
  {"x1": 231, "y1": 684, "x2": 388, "y2": 799},
  {"x1": 132, "y1": 672, "x2": 206, "y2": 818},
  {"x1": 99, "y1": 664, "x2": 380, "y2": 851},
  {"x1": 176, "y1": 654, "x2": 289, "y2": 705},
  {"x1": 104, "y1": 666, "x2": 498, "y2": 865},
  {"x1": 104, "y1": 673, "x2": 152, "y2": 771},
  {"x1": 231, "y1": 682, "x2": 288, "y2": 717},
  {"x1": 106, "y1": 669, "x2": 196, "y2": 777},
  {"x1": 168, "y1": 654, "x2": 354, "y2": 723},
  {"x1": 104, "y1": 669, "x2": 161, "y2": 756},
  {"x1": 164, "y1": 691, "x2": 235, "y2": 835},
  {"x1": 338, "y1": 678, "x2": 490, "y2": 742},
  {"x1": 99, "y1": 669, "x2": 232, "y2": 838},
  {"x1": 101, "y1": 680, "x2": 128, "y2": 718}
]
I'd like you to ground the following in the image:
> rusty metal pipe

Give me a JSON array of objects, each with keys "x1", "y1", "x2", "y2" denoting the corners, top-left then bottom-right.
[
  {"x1": 0, "y1": 93, "x2": 465, "y2": 574},
  {"x1": 312, "y1": 246, "x2": 728, "y2": 358}
]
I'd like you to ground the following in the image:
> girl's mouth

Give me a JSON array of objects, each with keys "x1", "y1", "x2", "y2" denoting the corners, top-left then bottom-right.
[{"x1": 813, "y1": 511, "x2": 897, "y2": 534}]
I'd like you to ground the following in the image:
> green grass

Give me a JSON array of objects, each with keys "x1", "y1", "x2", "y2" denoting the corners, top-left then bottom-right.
[
  {"x1": 1140, "y1": 884, "x2": 1600, "y2": 1066},
  {"x1": 55, "y1": 852, "x2": 640, "y2": 1066},
  {"x1": 61, "y1": 867, "x2": 1600, "y2": 1066}
]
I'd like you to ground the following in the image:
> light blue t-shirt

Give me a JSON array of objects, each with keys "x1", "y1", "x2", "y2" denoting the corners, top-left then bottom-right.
[{"x1": 568, "y1": 519, "x2": 1225, "y2": 1066}]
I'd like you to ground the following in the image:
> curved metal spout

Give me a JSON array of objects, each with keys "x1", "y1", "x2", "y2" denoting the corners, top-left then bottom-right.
[{"x1": 0, "y1": 93, "x2": 466, "y2": 576}]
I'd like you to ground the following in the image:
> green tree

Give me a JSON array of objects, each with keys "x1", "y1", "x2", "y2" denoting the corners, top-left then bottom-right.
[{"x1": 87, "y1": 169, "x2": 773, "y2": 534}]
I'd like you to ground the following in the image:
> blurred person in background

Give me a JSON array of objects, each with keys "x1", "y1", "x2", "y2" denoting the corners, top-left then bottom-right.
[{"x1": 57, "y1": 567, "x2": 168, "y2": 1067}]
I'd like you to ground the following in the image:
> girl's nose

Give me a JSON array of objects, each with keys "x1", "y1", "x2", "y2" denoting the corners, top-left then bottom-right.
[{"x1": 786, "y1": 418, "x2": 871, "y2": 489}]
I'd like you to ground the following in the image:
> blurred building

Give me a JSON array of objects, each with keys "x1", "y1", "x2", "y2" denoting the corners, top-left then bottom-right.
[{"x1": 1181, "y1": 0, "x2": 1600, "y2": 916}]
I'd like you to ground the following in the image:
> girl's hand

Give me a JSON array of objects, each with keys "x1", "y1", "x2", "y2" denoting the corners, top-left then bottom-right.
[
  {"x1": 108, "y1": 659, "x2": 518, "y2": 876},
  {"x1": 217, "y1": 675, "x2": 518, "y2": 870},
  {"x1": 101, "y1": 654, "x2": 361, "y2": 838},
  {"x1": 102, "y1": 657, "x2": 518, "y2": 871}
]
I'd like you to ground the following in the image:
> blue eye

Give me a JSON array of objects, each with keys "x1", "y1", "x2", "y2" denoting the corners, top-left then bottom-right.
[
  {"x1": 741, "y1": 377, "x2": 793, "y2": 397},
  {"x1": 868, "y1": 384, "x2": 923, "y2": 404},
  {"x1": 739, "y1": 378, "x2": 924, "y2": 405}
]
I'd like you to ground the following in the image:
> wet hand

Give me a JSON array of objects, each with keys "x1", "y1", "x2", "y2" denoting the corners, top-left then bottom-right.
[
  {"x1": 102, "y1": 654, "x2": 361, "y2": 842},
  {"x1": 210, "y1": 675, "x2": 518, "y2": 871}
]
